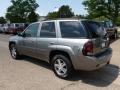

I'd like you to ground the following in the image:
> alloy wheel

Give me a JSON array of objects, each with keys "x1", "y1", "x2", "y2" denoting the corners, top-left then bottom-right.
[
  {"x1": 10, "y1": 45, "x2": 17, "y2": 59},
  {"x1": 54, "y1": 58, "x2": 68, "y2": 77}
]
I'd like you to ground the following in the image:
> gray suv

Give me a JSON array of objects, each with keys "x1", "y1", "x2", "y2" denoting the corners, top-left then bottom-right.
[{"x1": 9, "y1": 19, "x2": 112, "y2": 78}]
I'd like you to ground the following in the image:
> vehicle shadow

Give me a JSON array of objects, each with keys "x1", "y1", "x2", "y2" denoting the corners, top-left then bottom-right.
[
  {"x1": 69, "y1": 64, "x2": 119, "y2": 87},
  {"x1": 109, "y1": 37, "x2": 120, "y2": 44},
  {"x1": 21, "y1": 56, "x2": 119, "y2": 87},
  {"x1": 21, "y1": 56, "x2": 51, "y2": 70}
]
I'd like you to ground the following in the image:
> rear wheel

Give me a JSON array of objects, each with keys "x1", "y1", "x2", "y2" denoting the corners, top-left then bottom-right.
[
  {"x1": 113, "y1": 31, "x2": 118, "y2": 39},
  {"x1": 51, "y1": 54, "x2": 73, "y2": 79},
  {"x1": 9, "y1": 44, "x2": 20, "y2": 59}
]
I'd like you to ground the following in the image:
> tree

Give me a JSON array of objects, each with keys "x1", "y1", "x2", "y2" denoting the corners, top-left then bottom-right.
[
  {"x1": 58, "y1": 5, "x2": 74, "y2": 18},
  {"x1": 47, "y1": 12, "x2": 58, "y2": 19},
  {"x1": 47, "y1": 5, "x2": 74, "y2": 19},
  {"x1": 27, "y1": 11, "x2": 39, "y2": 22},
  {"x1": 0, "y1": 17, "x2": 6, "y2": 24},
  {"x1": 116, "y1": 15, "x2": 120, "y2": 25},
  {"x1": 6, "y1": 0, "x2": 39, "y2": 23},
  {"x1": 83, "y1": 0, "x2": 120, "y2": 23},
  {"x1": 75, "y1": 15, "x2": 86, "y2": 19}
]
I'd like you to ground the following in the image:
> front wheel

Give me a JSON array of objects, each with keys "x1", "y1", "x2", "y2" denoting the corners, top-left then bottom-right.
[
  {"x1": 9, "y1": 44, "x2": 20, "y2": 59},
  {"x1": 51, "y1": 54, "x2": 73, "y2": 79}
]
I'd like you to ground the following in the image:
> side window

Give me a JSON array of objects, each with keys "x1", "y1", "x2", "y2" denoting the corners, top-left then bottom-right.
[
  {"x1": 40, "y1": 22, "x2": 56, "y2": 38},
  {"x1": 60, "y1": 21, "x2": 87, "y2": 38},
  {"x1": 24, "y1": 23, "x2": 39, "y2": 37}
]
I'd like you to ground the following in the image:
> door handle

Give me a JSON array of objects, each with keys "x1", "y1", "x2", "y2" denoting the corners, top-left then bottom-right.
[{"x1": 49, "y1": 42, "x2": 55, "y2": 45}]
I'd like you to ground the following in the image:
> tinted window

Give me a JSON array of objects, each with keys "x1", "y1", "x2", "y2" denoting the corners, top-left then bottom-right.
[
  {"x1": 1, "y1": 24, "x2": 3, "y2": 26},
  {"x1": 24, "y1": 23, "x2": 39, "y2": 37},
  {"x1": 19, "y1": 24, "x2": 24, "y2": 27},
  {"x1": 40, "y1": 22, "x2": 56, "y2": 38},
  {"x1": 24, "y1": 24, "x2": 29, "y2": 28},
  {"x1": 59, "y1": 21, "x2": 87, "y2": 38},
  {"x1": 82, "y1": 21, "x2": 105, "y2": 38},
  {"x1": 7, "y1": 24, "x2": 10, "y2": 27},
  {"x1": 15, "y1": 24, "x2": 19, "y2": 27}
]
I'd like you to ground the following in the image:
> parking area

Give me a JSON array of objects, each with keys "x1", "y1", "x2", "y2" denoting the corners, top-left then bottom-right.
[{"x1": 0, "y1": 34, "x2": 120, "y2": 90}]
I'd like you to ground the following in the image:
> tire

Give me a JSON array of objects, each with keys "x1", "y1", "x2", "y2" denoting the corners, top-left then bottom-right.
[
  {"x1": 107, "y1": 61, "x2": 110, "y2": 65},
  {"x1": 9, "y1": 44, "x2": 20, "y2": 59},
  {"x1": 51, "y1": 54, "x2": 73, "y2": 79},
  {"x1": 113, "y1": 31, "x2": 118, "y2": 39}
]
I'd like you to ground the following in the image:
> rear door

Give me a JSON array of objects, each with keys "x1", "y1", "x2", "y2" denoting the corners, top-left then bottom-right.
[
  {"x1": 82, "y1": 21, "x2": 109, "y2": 54},
  {"x1": 36, "y1": 21, "x2": 57, "y2": 62}
]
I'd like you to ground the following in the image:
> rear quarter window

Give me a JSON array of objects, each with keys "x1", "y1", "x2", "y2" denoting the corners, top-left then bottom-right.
[
  {"x1": 82, "y1": 21, "x2": 105, "y2": 38},
  {"x1": 59, "y1": 21, "x2": 87, "y2": 38}
]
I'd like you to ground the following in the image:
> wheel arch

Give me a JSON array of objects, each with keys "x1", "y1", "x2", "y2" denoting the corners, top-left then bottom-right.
[
  {"x1": 49, "y1": 50, "x2": 74, "y2": 69},
  {"x1": 9, "y1": 41, "x2": 16, "y2": 49}
]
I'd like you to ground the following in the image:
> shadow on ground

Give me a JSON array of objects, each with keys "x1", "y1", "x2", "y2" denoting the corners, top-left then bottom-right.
[
  {"x1": 21, "y1": 56, "x2": 119, "y2": 87},
  {"x1": 22, "y1": 56, "x2": 51, "y2": 70},
  {"x1": 69, "y1": 64, "x2": 119, "y2": 87},
  {"x1": 109, "y1": 36, "x2": 120, "y2": 44}
]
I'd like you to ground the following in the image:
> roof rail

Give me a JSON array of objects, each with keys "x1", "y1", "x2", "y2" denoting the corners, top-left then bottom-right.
[{"x1": 42, "y1": 17, "x2": 81, "y2": 21}]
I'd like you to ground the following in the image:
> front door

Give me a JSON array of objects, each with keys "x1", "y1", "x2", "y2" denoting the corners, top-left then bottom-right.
[{"x1": 19, "y1": 23, "x2": 40, "y2": 57}]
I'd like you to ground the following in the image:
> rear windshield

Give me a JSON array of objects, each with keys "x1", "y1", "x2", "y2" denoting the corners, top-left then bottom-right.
[
  {"x1": 59, "y1": 21, "x2": 87, "y2": 38},
  {"x1": 82, "y1": 21, "x2": 105, "y2": 38}
]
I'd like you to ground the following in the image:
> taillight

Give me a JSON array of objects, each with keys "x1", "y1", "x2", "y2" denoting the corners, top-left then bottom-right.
[{"x1": 82, "y1": 41, "x2": 93, "y2": 56}]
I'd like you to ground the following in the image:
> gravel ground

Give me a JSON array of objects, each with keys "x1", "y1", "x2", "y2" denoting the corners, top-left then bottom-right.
[{"x1": 0, "y1": 34, "x2": 120, "y2": 90}]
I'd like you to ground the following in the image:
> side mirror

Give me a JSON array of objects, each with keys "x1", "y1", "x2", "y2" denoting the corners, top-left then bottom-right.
[
  {"x1": 18, "y1": 33, "x2": 31, "y2": 37},
  {"x1": 18, "y1": 33, "x2": 26, "y2": 37}
]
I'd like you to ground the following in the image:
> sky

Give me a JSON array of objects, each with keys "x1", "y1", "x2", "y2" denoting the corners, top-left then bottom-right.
[{"x1": 0, "y1": 0, "x2": 88, "y2": 17}]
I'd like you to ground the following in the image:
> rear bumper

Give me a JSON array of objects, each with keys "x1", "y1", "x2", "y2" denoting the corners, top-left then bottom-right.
[{"x1": 74, "y1": 48, "x2": 112, "y2": 71}]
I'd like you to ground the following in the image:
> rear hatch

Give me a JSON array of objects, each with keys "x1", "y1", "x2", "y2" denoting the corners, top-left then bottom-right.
[{"x1": 82, "y1": 20, "x2": 109, "y2": 55}]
